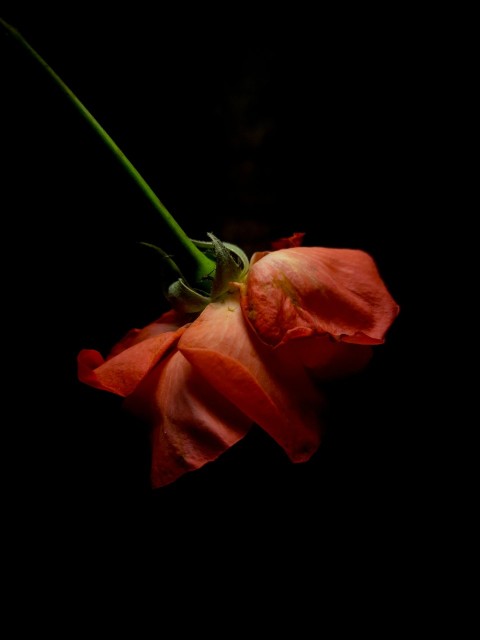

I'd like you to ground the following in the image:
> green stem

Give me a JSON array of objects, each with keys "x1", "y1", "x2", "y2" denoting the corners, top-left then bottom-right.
[{"x1": 0, "y1": 17, "x2": 215, "y2": 287}]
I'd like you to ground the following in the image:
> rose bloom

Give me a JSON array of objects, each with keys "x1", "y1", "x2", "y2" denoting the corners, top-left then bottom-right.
[{"x1": 78, "y1": 234, "x2": 399, "y2": 487}]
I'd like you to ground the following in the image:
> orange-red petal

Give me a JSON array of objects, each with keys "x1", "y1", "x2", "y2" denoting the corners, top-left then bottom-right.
[
  {"x1": 179, "y1": 295, "x2": 326, "y2": 464},
  {"x1": 271, "y1": 232, "x2": 305, "y2": 250},
  {"x1": 241, "y1": 247, "x2": 400, "y2": 347},
  {"x1": 77, "y1": 310, "x2": 188, "y2": 397},
  {"x1": 124, "y1": 350, "x2": 252, "y2": 488},
  {"x1": 277, "y1": 334, "x2": 373, "y2": 380}
]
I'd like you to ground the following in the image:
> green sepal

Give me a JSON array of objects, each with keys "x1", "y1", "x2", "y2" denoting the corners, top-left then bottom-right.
[
  {"x1": 167, "y1": 278, "x2": 212, "y2": 313},
  {"x1": 192, "y1": 233, "x2": 249, "y2": 297},
  {"x1": 139, "y1": 242, "x2": 185, "y2": 296},
  {"x1": 142, "y1": 234, "x2": 250, "y2": 313}
]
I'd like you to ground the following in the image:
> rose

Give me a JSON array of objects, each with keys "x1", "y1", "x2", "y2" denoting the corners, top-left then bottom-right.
[
  {"x1": 78, "y1": 235, "x2": 399, "y2": 487},
  {"x1": 0, "y1": 21, "x2": 400, "y2": 488}
]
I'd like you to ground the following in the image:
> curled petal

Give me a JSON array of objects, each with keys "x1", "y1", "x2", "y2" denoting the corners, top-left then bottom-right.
[
  {"x1": 125, "y1": 350, "x2": 252, "y2": 488},
  {"x1": 271, "y1": 232, "x2": 305, "y2": 250},
  {"x1": 77, "y1": 310, "x2": 187, "y2": 397},
  {"x1": 179, "y1": 296, "x2": 326, "y2": 464},
  {"x1": 241, "y1": 247, "x2": 400, "y2": 347}
]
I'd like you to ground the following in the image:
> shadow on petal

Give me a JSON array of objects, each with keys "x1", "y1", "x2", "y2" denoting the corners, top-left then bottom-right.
[{"x1": 125, "y1": 350, "x2": 252, "y2": 488}]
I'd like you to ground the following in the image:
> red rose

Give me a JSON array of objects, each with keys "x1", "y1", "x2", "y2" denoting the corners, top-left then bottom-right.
[{"x1": 78, "y1": 238, "x2": 399, "y2": 487}]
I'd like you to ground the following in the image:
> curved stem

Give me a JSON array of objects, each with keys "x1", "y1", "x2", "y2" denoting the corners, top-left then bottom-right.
[{"x1": 0, "y1": 17, "x2": 215, "y2": 287}]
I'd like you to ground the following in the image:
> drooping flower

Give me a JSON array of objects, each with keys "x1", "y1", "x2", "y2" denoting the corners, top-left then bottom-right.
[
  {"x1": 0, "y1": 20, "x2": 400, "y2": 487},
  {"x1": 78, "y1": 234, "x2": 399, "y2": 488}
]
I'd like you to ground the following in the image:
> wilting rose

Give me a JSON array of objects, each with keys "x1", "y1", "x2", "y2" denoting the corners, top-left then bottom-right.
[{"x1": 78, "y1": 235, "x2": 399, "y2": 487}]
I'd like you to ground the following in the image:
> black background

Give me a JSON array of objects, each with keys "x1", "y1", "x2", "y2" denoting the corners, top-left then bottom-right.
[{"x1": 1, "y1": 7, "x2": 450, "y2": 597}]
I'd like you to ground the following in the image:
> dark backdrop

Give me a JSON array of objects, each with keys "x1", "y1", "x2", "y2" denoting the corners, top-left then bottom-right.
[{"x1": 1, "y1": 8, "x2": 441, "y2": 593}]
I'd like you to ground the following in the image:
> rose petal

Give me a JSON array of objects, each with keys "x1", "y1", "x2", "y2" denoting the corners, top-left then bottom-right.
[
  {"x1": 277, "y1": 334, "x2": 373, "y2": 380},
  {"x1": 179, "y1": 296, "x2": 325, "y2": 464},
  {"x1": 125, "y1": 350, "x2": 252, "y2": 488},
  {"x1": 271, "y1": 231, "x2": 305, "y2": 250},
  {"x1": 107, "y1": 309, "x2": 185, "y2": 358},
  {"x1": 77, "y1": 327, "x2": 185, "y2": 397},
  {"x1": 242, "y1": 247, "x2": 400, "y2": 347}
]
